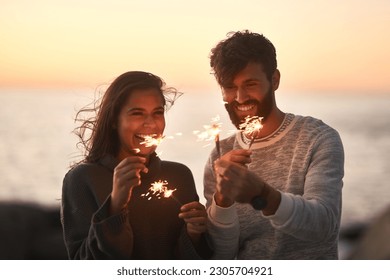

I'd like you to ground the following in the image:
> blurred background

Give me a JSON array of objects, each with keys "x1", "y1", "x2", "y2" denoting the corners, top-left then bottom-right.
[{"x1": 1, "y1": 0, "x2": 389, "y2": 259}]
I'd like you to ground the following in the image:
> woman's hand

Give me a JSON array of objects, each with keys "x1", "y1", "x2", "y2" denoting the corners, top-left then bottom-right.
[
  {"x1": 109, "y1": 156, "x2": 148, "y2": 215},
  {"x1": 179, "y1": 201, "x2": 207, "y2": 243}
]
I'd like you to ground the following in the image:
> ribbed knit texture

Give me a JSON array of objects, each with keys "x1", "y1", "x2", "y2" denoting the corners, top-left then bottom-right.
[{"x1": 204, "y1": 114, "x2": 344, "y2": 259}]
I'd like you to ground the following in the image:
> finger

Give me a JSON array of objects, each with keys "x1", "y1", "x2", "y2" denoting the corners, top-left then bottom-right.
[
  {"x1": 225, "y1": 149, "x2": 251, "y2": 157},
  {"x1": 117, "y1": 156, "x2": 146, "y2": 167},
  {"x1": 186, "y1": 223, "x2": 207, "y2": 233},
  {"x1": 187, "y1": 224, "x2": 207, "y2": 233},
  {"x1": 182, "y1": 216, "x2": 207, "y2": 224},
  {"x1": 215, "y1": 160, "x2": 244, "y2": 179},
  {"x1": 179, "y1": 208, "x2": 207, "y2": 219},
  {"x1": 114, "y1": 167, "x2": 145, "y2": 189},
  {"x1": 117, "y1": 157, "x2": 148, "y2": 172},
  {"x1": 180, "y1": 201, "x2": 204, "y2": 212},
  {"x1": 223, "y1": 149, "x2": 251, "y2": 162},
  {"x1": 230, "y1": 154, "x2": 252, "y2": 165},
  {"x1": 115, "y1": 162, "x2": 148, "y2": 178}
]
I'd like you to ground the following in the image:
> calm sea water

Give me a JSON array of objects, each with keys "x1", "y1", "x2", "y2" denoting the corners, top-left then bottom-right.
[{"x1": 1, "y1": 89, "x2": 389, "y2": 228}]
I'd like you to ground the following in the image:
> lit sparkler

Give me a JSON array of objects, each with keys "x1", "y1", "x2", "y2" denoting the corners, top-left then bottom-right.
[
  {"x1": 239, "y1": 116, "x2": 263, "y2": 149},
  {"x1": 193, "y1": 115, "x2": 222, "y2": 158},
  {"x1": 141, "y1": 180, "x2": 182, "y2": 206},
  {"x1": 140, "y1": 134, "x2": 165, "y2": 147}
]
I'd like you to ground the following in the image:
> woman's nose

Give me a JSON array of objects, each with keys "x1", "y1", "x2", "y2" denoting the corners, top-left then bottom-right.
[{"x1": 143, "y1": 115, "x2": 156, "y2": 128}]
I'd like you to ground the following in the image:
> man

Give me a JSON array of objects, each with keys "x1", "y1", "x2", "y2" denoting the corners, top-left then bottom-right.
[{"x1": 204, "y1": 30, "x2": 344, "y2": 259}]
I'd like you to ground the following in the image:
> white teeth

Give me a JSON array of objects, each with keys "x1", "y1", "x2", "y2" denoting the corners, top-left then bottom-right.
[
  {"x1": 136, "y1": 134, "x2": 157, "y2": 140},
  {"x1": 236, "y1": 104, "x2": 254, "y2": 111}
]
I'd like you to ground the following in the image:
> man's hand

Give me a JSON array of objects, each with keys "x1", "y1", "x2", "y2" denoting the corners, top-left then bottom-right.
[{"x1": 215, "y1": 158, "x2": 265, "y2": 204}]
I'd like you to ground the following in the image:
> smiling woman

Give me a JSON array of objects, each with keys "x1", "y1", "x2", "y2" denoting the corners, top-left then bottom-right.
[
  {"x1": 60, "y1": 71, "x2": 212, "y2": 260},
  {"x1": 116, "y1": 88, "x2": 166, "y2": 159}
]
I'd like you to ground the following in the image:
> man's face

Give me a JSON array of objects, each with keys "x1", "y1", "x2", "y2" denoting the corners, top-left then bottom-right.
[{"x1": 221, "y1": 62, "x2": 278, "y2": 128}]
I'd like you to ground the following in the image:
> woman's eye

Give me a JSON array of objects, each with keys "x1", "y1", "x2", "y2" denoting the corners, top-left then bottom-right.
[{"x1": 127, "y1": 111, "x2": 144, "y2": 116}]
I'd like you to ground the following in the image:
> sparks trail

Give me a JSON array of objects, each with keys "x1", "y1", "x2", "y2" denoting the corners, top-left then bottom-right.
[
  {"x1": 239, "y1": 116, "x2": 263, "y2": 149},
  {"x1": 140, "y1": 134, "x2": 165, "y2": 147},
  {"x1": 141, "y1": 180, "x2": 182, "y2": 206},
  {"x1": 193, "y1": 115, "x2": 222, "y2": 158}
]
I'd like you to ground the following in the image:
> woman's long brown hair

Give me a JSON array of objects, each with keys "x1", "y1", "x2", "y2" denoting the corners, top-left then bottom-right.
[{"x1": 72, "y1": 71, "x2": 181, "y2": 167}]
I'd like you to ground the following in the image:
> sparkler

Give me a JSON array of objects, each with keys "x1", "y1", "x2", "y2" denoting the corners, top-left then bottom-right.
[
  {"x1": 141, "y1": 180, "x2": 182, "y2": 206},
  {"x1": 132, "y1": 134, "x2": 165, "y2": 155},
  {"x1": 140, "y1": 134, "x2": 165, "y2": 147},
  {"x1": 239, "y1": 116, "x2": 263, "y2": 149},
  {"x1": 193, "y1": 116, "x2": 222, "y2": 158}
]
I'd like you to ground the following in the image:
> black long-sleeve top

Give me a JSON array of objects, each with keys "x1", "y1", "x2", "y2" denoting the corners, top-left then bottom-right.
[{"x1": 61, "y1": 153, "x2": 211, "y2": 259}]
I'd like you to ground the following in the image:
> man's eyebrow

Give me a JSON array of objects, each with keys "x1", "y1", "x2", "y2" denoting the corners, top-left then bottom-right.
[{"x1": 243, "y1": 78, "x2": 260, "y2": 83}]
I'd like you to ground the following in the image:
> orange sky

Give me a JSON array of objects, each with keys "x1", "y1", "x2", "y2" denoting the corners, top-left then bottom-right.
[{"x1": 1, "y1": 0, "x2": 389, "y2": 93}]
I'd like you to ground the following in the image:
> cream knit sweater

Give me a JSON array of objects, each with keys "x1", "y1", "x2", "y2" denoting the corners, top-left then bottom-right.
[{"x1": 204, "y1": 114, "x2": 344, "y2": 259}]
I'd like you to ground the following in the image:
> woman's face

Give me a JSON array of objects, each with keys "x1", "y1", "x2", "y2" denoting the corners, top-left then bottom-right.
[{"x1": 116, "y1": 88, "x2": 165, "y2": 160}]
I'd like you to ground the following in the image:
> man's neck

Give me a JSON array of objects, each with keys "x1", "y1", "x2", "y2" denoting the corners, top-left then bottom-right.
[{"x1": 257, "y1": 108, "x2": 285, "y2": 139}]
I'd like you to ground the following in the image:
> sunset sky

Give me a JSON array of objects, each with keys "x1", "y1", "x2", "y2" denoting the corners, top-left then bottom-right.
[{"x1": 1, "y1": 0, "x2": 389, "y2": 94}]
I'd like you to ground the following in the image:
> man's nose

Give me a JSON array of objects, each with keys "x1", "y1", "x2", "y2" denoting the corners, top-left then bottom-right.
[{"x1": 235, "y1": 87, "x2": 249, "y2": 103}]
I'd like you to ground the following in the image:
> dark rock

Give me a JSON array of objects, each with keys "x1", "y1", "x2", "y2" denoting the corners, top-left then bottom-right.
[
  {"x1": 0, "y1": 201, "x2": 68, "y2": 259},
  {"x1": 347, "y1": 205, "x2": 390, "y2": 259}
]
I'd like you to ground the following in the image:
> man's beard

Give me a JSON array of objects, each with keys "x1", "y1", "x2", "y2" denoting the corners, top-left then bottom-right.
[{"x1": 224, "y1": 87, "x2": 274, "y2": 129}]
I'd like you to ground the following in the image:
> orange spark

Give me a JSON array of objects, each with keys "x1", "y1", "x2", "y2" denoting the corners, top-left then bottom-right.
[
  {"x1": 140, "y1": 134, "x2": 165, "y2": 147},
  {"x1": 239, "y1": 116, "x2": 263, "y2": 149},
  {"x1": 193, "y1": 115, "x2": 222, "y2": 158},
  {"x1": 141, "y1": 180, "x2": 177, "y2": 199}
]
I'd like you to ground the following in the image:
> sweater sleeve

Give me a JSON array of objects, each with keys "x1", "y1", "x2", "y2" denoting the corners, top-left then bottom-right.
[
  {"x1": 267, "y1": 127, "x2": 344, "y2": 242},
  {"x1": 204, "y1": 151, "x2": 240, "y2": 259},
  {"x1": 61, "y1": 167, "x2": 134, "y2": 259}
]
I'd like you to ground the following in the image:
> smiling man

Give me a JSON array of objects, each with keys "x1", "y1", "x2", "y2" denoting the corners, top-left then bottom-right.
[{"x1": 204, "y1": 30, "x2": 345, "y2": 259}]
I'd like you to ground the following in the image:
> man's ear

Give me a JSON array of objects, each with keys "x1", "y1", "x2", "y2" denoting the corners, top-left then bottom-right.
[{"x1": 272, "y1": 69, "x2": 280, "y2": 91}]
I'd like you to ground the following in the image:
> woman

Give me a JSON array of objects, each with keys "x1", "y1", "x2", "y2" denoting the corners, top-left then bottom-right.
[{"x1": 61, "y1": 71, "x2": 211, "y2": 259}]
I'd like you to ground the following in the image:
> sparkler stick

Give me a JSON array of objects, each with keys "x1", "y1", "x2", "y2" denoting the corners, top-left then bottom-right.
[
  {"x1": 194, "y1": 116, "x2": 222, "y2": 158},
  {"x1": 215, "y1": 133, "x2": 221, "y2": 159},
  {"x1": 239, "y1": 116, "x2": 263, "y2": 150},
  {"x1": 168, "y1": 193, "x2": 183, "y2": 207}
]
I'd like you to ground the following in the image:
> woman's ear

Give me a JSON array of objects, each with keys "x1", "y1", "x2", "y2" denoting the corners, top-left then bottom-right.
[{"x1": 272, "y1": 69, "x2": 280, "y2": 91}]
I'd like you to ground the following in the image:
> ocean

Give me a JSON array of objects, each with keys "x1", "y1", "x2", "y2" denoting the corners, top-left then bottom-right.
[{"x1": 0, "y1": 88, "x2": 389, "y2": 229}]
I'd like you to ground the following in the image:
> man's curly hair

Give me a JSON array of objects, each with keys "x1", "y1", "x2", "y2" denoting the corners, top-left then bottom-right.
[{"x1": 210, "y1": 30, "x2": 277, "y2": 87}]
